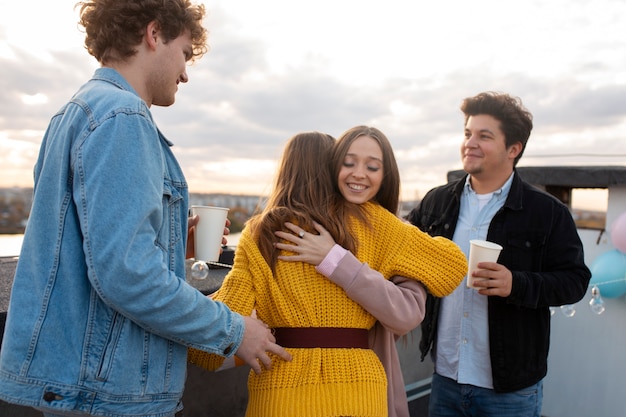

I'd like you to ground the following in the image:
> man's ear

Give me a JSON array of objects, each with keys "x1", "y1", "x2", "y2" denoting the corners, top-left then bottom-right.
[
  {"x1": 145, "y1": 20, "x2": 161, "y2": 50},
  {"x1": 508, "y1": 142, "x2": 523, "y2": 160}
]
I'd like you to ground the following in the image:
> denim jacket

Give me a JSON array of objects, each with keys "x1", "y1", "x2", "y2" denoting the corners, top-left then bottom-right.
[
  {"x1": 0, "y1": 68, "x2": 244, "y2": 416},
  {"x1": 407, "y1": 171, "x2": 591, "y2": 392}
]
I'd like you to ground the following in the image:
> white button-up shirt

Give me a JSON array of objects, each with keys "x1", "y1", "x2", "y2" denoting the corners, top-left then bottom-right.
[{"x1": 435, "y1": 173, "x2": 513, "y2": 388}]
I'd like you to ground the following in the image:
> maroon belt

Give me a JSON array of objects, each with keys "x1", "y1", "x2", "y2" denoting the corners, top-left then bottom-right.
[{"x1": 272, "y1": 327, "x2": 369, "y2": 349}]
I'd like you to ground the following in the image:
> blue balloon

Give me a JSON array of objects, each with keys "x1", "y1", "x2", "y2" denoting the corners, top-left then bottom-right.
[{"x1": 589, "y1": 250, "x2": 626, "y2": 298}]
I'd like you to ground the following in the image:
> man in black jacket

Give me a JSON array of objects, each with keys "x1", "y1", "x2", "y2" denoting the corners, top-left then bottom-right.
[{"x1": 407, "y1": 91, "x2": 591, "y2": 417}]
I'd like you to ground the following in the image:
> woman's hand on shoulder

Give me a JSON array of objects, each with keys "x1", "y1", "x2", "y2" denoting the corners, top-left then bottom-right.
[{"x1": 274, "y1": 221, "x2": 336, "y2": 266}]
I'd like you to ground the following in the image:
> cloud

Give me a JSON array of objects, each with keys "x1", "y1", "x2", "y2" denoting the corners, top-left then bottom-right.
[
  {"x1": 1, "y1": 0, "x2": 625, "y2": 200},
  {"x1": 0, "y1": 47, "x2": 95, "y2": 141}
]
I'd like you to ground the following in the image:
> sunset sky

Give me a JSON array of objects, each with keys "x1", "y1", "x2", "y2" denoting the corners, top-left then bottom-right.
[{"x1": 1, "y1": 0, "x2": 625, "y2": 209}]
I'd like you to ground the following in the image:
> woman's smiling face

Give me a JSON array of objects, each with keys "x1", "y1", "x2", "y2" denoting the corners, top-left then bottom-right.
[{"x1": 337, "y1": 135, "x2": 384, "y2": 205}]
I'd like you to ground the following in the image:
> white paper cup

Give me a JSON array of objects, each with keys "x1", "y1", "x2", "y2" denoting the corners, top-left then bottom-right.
[
  {"x1": 467, "y1": 239, "x2": 503, "y2": 288},
  {"x1": 191, "y1": 205, "x2": 229, "y2": 262}
]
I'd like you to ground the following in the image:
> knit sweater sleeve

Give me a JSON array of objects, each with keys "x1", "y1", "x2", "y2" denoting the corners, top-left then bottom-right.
[
  {"x1": 327, "y1": 251, "x2": 426, "y2": 335},
  {"x1": 360, "y1": 203, "x2": 467, "y2": 298},
  {"x1": 211, "y1": 230, "x2": 257, "y2": 314},
  {"x1": 395, "y1": 224, "x2": 466, "y2": 297},
  {"x1": 188, "y1": 229, "x2": 257, "y2": 371}
]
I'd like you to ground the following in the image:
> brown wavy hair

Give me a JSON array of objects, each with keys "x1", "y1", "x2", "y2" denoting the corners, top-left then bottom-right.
[
  {"x1": 247, "y1": 132, "x2": 356, "y2": 272},
  {"x1": 76, "y1": 0, "x2": 208, "y2": 64}
]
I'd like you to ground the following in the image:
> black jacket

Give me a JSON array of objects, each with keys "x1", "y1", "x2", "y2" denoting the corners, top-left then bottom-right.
[{"x1": 407, "y1": 171, "x2": 591, "y2": 392}]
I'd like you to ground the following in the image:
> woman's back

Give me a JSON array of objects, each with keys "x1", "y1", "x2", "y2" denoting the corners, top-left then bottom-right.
[{"x1": 216, "y1": 226, "x2": 386, "y2": 417}]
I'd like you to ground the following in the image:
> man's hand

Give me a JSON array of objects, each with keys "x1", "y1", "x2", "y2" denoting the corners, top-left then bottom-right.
[
  {"x1": 472, "y1": 261, "x2": 513, "y2": 297},
  {"x1": 236, "y1": 316, "x2": 292, "y2": 374},
  {"x1": 186, "y1": 215, "x2": 200, "y2": 259},
  {"x1": 187, "y1": 215, "x2": 231, "y2": 259}
]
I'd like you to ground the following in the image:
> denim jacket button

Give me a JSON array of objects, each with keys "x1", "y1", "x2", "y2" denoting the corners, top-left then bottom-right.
[{"x1": 43, "y1": 391, "x2": 58, "y2": 402}]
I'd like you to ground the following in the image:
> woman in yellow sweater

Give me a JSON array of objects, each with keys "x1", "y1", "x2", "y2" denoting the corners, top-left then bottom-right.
[
  {"x1": 270, "y1": 126, "x2": 450, "y2": 417},
  {"x1": 274, "y1": 125, "x2": 453, "y2": 417},
  {"x1": 189, "y1": 130, "x2": 467, "y2": 417}
]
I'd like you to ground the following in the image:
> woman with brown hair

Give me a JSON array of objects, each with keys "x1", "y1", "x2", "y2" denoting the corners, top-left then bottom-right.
[
  {"x1": 189, "y1": 129, "x2": 467, "y2": 416},
  {"x1": 276, "y1": 126, "x2": 465, "y2": 417}
]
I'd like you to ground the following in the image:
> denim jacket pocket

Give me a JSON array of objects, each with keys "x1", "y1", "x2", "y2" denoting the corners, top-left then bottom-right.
[
  {"x1": 96, "y1": 311, "x2": 124, "y2": 382},
  {"x1": 156, "y1": 181, "x2": 184, "y2": 252},
  {"x1": 93, "y1": 308, "x2": 187, "y2": 395}
]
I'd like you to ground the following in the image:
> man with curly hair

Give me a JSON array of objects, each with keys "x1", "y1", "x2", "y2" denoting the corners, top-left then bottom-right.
[{"x1": 0, "y1": 1, "x2": 290, "y2": 416}]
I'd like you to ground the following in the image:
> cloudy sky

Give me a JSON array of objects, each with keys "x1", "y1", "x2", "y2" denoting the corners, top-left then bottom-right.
[{"x1": 1, "y1": 0, "x2": 625, "y2": 208}]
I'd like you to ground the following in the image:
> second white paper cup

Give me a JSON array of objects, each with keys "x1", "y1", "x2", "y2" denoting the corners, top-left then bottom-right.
[
  {"x1": 467, "y1": 239, "x2": 503, "y2": 288},
  {"x1": 191, "y1": 205, "x2": 229, "y2": 262}
]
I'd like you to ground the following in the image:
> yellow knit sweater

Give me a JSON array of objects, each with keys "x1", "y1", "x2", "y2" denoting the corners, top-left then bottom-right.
[{"x1": 188, "y1": 202, "x2": 467, "y2": 417}]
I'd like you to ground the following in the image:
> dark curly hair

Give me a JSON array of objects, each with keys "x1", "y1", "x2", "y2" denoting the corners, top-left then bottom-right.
[
  {"x1": 76, "y1": 0, "x2": 208, "y2": 64},
  {"x1": 461, "y1": 91, "x2": 533, "y2": 166}
]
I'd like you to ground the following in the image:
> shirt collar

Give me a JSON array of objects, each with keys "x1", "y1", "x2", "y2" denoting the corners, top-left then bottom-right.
[{"x1": 464, "y1": 172, "x2": 515, "y2": 198}]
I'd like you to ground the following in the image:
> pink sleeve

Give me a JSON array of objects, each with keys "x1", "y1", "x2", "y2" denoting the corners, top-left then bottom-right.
[
  {"x1": 315, "y1": 244, "x2": 348, "y2": 277},
  {"x1": 327, "y1": 251, "x2": 426, "y2": 335},
  {"x1": 320, "y1": 249, "x2": 426, "y2": 417},
  {"x1": 369, "y1": 322, "x2": 410, "y2": 417}
]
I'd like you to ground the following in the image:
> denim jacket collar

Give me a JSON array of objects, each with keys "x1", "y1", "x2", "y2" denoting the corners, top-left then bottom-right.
[{"x1": 91, "y1": 67, "x2": 175, "y2": 147}]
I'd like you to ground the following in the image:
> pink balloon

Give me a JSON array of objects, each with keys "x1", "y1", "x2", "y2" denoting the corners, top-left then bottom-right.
[{"x1": 611, "y1": 211, "x2": 626, "y2": 253}]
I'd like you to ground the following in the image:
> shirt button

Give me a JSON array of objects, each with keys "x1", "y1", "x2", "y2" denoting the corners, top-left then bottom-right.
[
  {"x1": 223, "y1": 344, "x2": 234, "y2": 355},
  {"x1": 463, "y1": 338, "x2": 468, "y2": 344}
]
